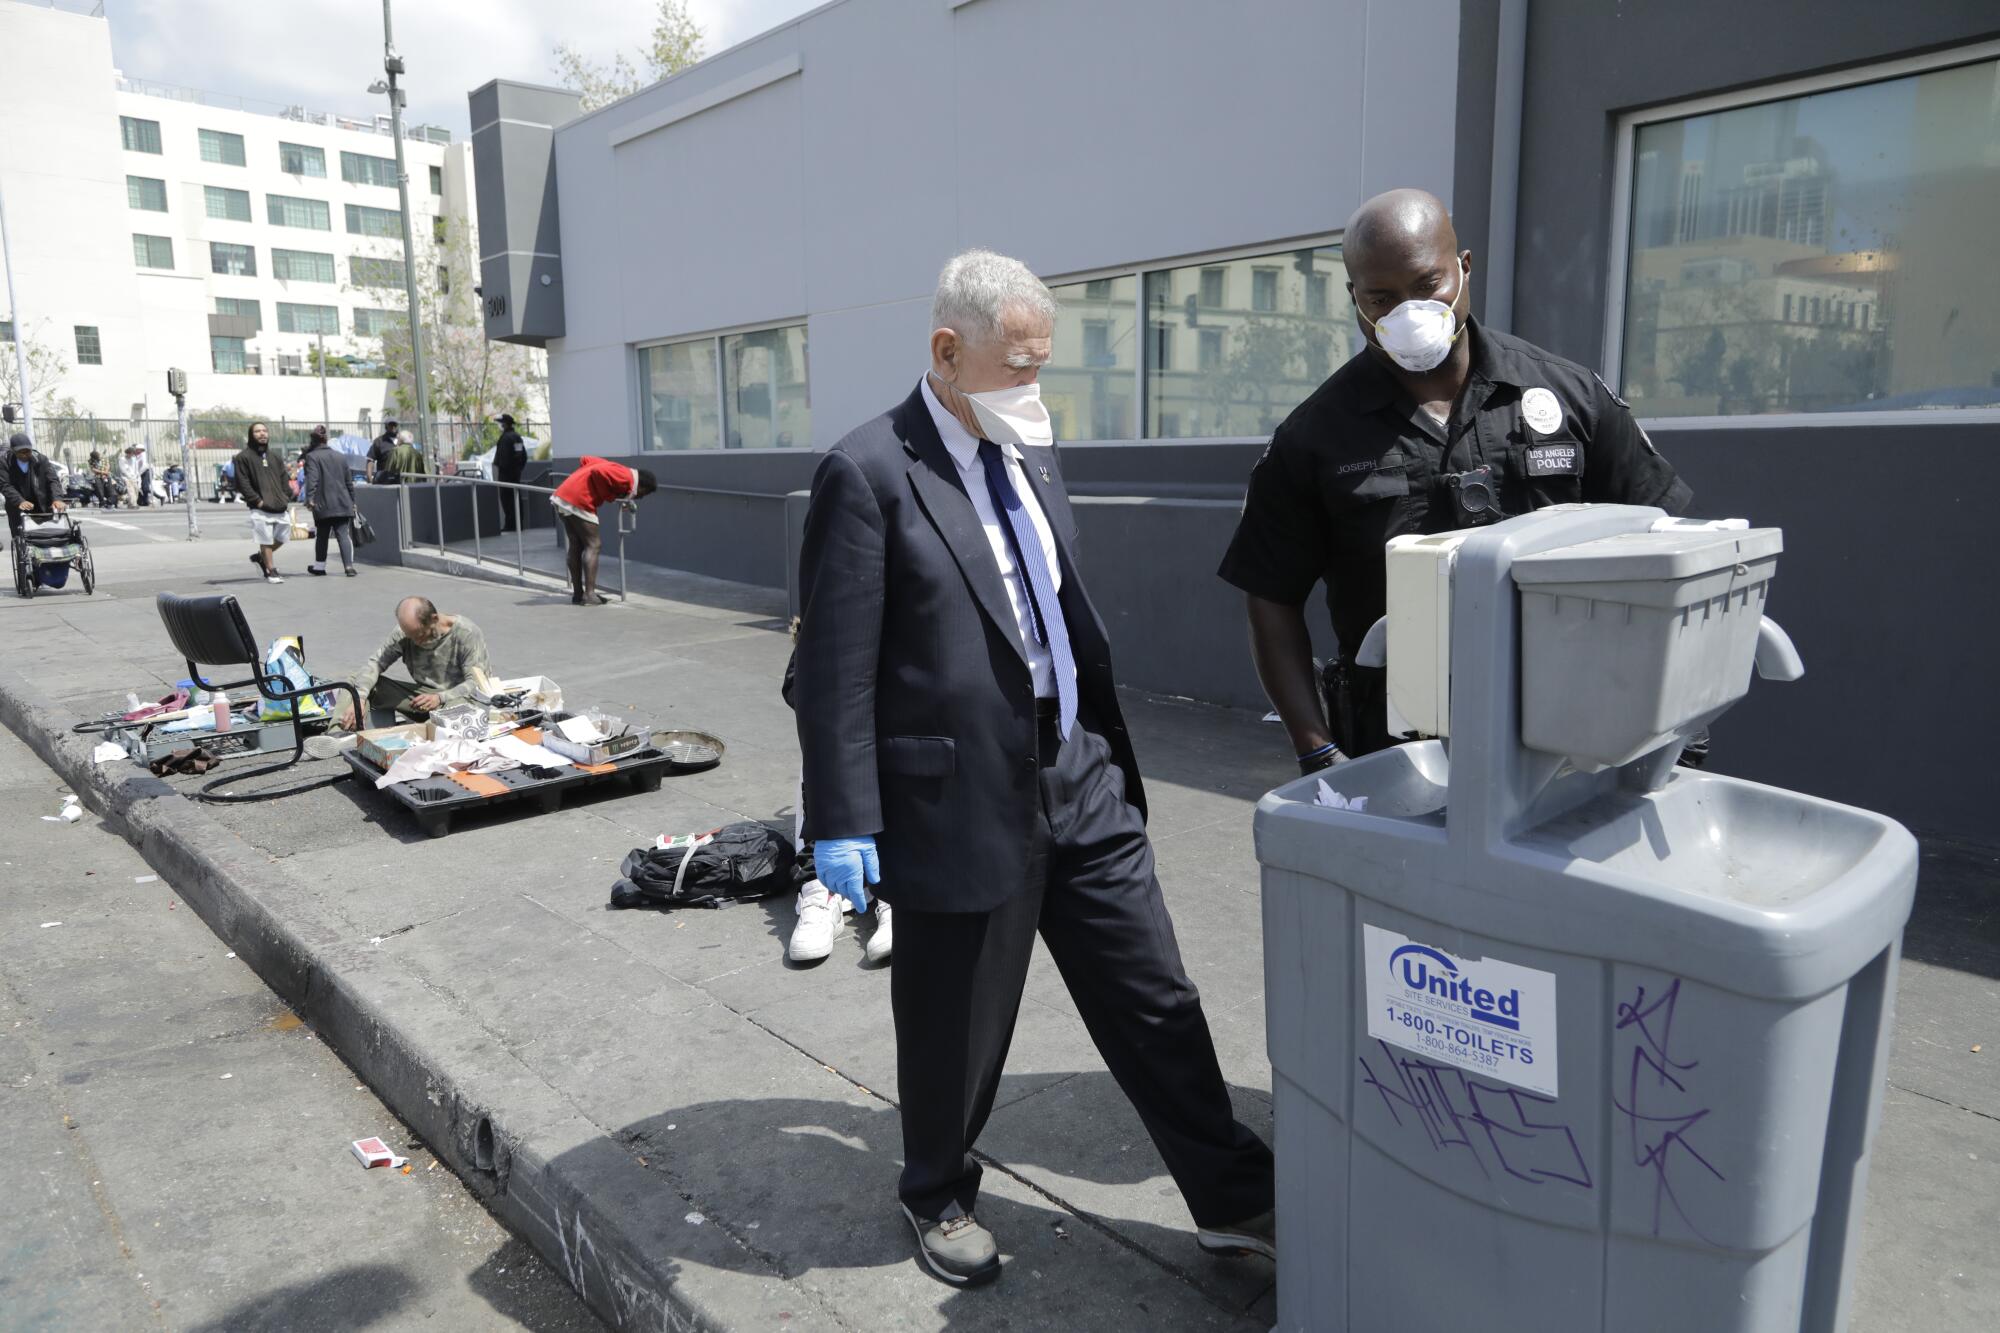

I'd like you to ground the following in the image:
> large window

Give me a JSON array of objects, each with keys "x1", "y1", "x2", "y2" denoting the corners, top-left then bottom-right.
[
  {"x1": 127, "y1": 176, "x2": 167, "y2": 212},
  {"x1": 211, "y1": 336, "x2": 248, "y2": 374},
  {"x1": 352, "y1": 306, "x2": 401, "y2": 337},
  {"x1": 132, "y1": 234, "x2": 174, "y2": 269},
  {"x1": 1143, "y1": 244, "x2": 1350, "y2": 439},
  {"x1": 278, "y1": 142, "x2": 326, "y2": 177},
  {"x1": 638, "y1": 324, "x2": 812, "y2": 451},
  {"x1": 1041, "y1": 244, "x2": 1352, "y2": 440},
  {"x1": 346, "y1": 203, "x2": 402, "y2": 238},
  {"x1": 277, "y1": 302, "x2": 339, "y2": 335},
  {"x1": 638, "y1": 338, "x2": 723, "y2": 451},
  {"x1": 205, "y1": 185, "x2": 252, "y2": 221},
  {"x1": 267, "y1": 193, "x2": 330, "y2": 230},
  {"x1": 1044, "y1": 274, "x2": 1138, "y2": 440},
  {"x1": 198, "y1": 128, "x2": 246, "y2": 166},
  {"x1": 74, "y1": 326, "x2": 102, "y2": 366},
  {"x1": 272, "y1": 248, "x2": 335, "y2": 283},
  {"x1": 120, "y1": 116, "x2": 161, "y2": 153},
  {"x1": 341, "y1": 151, "x2": 397, "y2": 188},
  {"x1": 349, "y1": 255, "x2": 408, "y2": 289},
  {"x1": 215, "y1": 297, "x2": 261, "y2": 332},
  {"x1": 1614, "y1": 52, "x2": 2000, "y2": 417},
  {"x1": 210, "y1": 241, "x2": 257, "y2": 277},
  {"x1": 722, "y1": 326, "x2": 811, "y2": 449}
]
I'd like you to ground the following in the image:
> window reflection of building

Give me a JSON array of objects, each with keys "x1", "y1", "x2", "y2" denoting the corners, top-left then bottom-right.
[
  {"x1": 1045, "y1": 274, "x2": 1138, "y2": 441},
  {"x1": 1145, "y1": 245, "x2": 1351, "y2": 439},
  {"x1": 1619, "y1": 55, "x2": 2000, "y2": 417},
  {"x1": 1045, "y1": 244, "x2": 1352, "y2": 441},
  {"x1": 640, "y1": 323, "x2": 810, "y2": 451}
]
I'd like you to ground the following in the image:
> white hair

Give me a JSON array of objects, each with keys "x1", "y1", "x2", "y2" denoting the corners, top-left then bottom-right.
[
  {"x1": 397, "y1": 430, "x2": 414, "y2": 445},
  {"x1": 931, "y1": 248, "x2": 1059, "y2": 349}
]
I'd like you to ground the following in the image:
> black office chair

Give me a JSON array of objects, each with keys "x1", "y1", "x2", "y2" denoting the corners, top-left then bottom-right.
[{"x1": 155, "y1": 592, "x2": 364, "y2": 803}]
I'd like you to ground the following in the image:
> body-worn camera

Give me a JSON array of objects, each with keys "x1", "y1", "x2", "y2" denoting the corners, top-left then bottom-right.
[{"x1": 1439, "y1": 464, "x2": 1508, "y2": 526}]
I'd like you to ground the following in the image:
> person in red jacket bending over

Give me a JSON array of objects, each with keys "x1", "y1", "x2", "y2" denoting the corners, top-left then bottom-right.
[{"x1": 551, "y1": 457, "x2": 657, "y2": 605}]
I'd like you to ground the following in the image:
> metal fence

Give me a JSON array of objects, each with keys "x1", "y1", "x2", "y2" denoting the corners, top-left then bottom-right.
[{"x1": 26, "y1": 417, "x2": 539, "y2": 502}]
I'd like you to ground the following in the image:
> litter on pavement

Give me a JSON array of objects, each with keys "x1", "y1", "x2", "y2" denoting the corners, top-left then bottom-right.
[
  {"x1": 350, "y1": 1136, "x2": 409, "y2": 1170},
  {"x1": 90, "y1": 741, "x2": 126, "y2": 764},
  {"x1": 41, "y1": 795, "x2": 82, "y2": 823}
]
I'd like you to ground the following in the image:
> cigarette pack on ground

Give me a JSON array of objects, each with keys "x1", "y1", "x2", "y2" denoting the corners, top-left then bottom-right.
[{"x1": 350, "y1": 1136, "x2": 409, "y2": 1169}]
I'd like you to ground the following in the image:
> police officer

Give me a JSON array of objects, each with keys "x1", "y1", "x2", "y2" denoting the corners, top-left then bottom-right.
[{"x1": 1219, "y1": 188, "x2": 1692, "y2": 770}]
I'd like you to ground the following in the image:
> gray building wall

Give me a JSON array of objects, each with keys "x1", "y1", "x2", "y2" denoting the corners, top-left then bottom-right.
[
  {"x1": 1507, "y1": 1, "x2": 2000, "y2": 836},
  {"x1": 539, "y1": 0, "x2": 1462, "y2": 458}
]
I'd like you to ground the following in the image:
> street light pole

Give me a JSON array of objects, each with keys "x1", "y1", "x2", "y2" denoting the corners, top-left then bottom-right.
[
  {"x1": 378, "y1": 0, "x2": 434, "y2": 470},
  {"x1": 0, "y1": 176, "x2": 35, "y2": 442}
]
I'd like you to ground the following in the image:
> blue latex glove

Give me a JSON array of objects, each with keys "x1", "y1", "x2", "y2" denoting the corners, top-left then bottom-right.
[{"x1": 817, "y1": 836, "x2": 880, "y2": 912}]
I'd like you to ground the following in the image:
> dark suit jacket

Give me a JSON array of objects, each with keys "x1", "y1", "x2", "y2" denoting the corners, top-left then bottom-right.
[{"x1": 793, "y1": 382, "x2": 1146, "y2": 914}]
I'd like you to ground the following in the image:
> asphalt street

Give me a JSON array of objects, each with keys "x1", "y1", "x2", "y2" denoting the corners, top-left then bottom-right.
[{"x1": 0, "y1": 590, "x2": 602, "y2": 1329}]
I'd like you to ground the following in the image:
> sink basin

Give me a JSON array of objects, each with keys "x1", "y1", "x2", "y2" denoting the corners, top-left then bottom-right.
[{"x1": 1517, "y1": 769, "x2": 1894, "y2": 911}]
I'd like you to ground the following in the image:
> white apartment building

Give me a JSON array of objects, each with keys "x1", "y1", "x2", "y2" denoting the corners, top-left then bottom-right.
[{"x1": 0, "y1": 0, "x2": 495, "y2": 434}]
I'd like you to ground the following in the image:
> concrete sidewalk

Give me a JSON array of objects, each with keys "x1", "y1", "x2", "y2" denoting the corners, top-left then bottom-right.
[{"x1": 2, "y1": 510, "x2": 1995, "y2": 1331}]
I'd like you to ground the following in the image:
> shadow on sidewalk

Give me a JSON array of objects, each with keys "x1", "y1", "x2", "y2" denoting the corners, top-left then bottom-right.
[
  {"x1": 535, "y1": 1075, "x2": 1275, "y2": 1328},
  {"x1": 186, "y1": 1262, "x2": 417, "y2": 1332}
]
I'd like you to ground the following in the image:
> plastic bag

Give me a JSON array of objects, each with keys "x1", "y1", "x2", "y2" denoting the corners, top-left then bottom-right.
[{"x1": 258, "y1": 635, "x2": 327, "y2": 721}]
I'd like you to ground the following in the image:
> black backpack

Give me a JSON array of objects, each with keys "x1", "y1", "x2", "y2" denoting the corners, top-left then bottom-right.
[{"x1": 608, "y1": 821, "x2": 794, "y2": 910}]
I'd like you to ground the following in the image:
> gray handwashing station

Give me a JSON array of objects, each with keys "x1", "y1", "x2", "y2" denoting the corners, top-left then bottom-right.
[{"x1": 1256, "y1": 504, "x2": 1916, "y2": 1333}]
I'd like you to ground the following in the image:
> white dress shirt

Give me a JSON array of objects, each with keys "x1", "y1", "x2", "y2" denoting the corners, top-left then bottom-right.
[{"x1": 920, "y1": 375, "x2": 1069, "y2": 701}]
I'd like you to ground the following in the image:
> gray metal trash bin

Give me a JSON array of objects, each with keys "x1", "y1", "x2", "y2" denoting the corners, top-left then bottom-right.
[{"x1": 1256, "y1": 505, "x2": 1916, "y2": 1333}]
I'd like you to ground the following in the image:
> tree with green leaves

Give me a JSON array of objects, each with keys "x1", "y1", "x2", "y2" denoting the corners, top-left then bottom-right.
[
  {"x1": 349, "y1": 217, "x2": 543, "y2": 461},
  {"x1": 553, "y1": 0, "x2": 705, "y2": 111},
  {"x1": 0, "y1": 318, "x2": 84, "y2": 425}
]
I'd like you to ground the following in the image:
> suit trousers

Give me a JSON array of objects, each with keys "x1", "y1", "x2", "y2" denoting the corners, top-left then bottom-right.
[{"x1": 889, "y1": 704, "x2": 1274, "y2": 1227}]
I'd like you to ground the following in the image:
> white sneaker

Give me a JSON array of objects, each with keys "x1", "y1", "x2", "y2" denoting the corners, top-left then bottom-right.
[
  {"x1": 788, "y1": 879, "x2": 845, "y2": 962},
  {"x1": 865, "y1": 900, "x2": 893, "y2": 963}
]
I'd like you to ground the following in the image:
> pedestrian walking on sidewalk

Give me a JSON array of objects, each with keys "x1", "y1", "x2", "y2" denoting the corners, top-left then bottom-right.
[
  {"x1": 232, "y1": 422, "x2": 291, "y2": 584},
  {"x1": 299, "y1": 425, "x2": 358, "y2": 578},
  {"x1": 792, "y1": 249, "x2": 1276, "y2": 1288},
  {"x1": 493, "y1": 413, "x2": 526, "y2": 532},
  {"x1": 551, "y1": 457, "x2": 656, "y2": 605}
]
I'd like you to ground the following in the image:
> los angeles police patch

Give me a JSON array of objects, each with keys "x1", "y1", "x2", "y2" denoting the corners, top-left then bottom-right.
[{"x1": 1521, "y1": 386, "x2": 1563, "y2": 435}]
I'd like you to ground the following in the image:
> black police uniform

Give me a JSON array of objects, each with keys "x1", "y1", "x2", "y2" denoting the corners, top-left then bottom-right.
[{"x1": 1218, "y1": 317, "x2": 1692, "y2": 756}]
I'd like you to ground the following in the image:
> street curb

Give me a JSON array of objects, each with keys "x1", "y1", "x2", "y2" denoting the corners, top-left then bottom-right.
[{"x1": 0, "y1": 667, "x2": 771, "y2": 1332}]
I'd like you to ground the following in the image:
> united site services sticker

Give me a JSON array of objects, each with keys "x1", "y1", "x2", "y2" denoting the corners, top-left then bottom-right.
[
  {"x1": 1363, "y1": 924, "x2": 1559, "y2": 1096},
  {"x1": 1520, "y1": 385, "x2": 1563, "y2": 435}
]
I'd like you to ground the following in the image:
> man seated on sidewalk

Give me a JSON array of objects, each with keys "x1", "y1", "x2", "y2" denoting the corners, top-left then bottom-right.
[{"x1": 333, "y1": 596, "x2": 493, "y2": 729}]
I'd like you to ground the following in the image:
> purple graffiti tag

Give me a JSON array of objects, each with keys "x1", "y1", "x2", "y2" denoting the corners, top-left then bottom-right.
[
  {"x1": 1612, "y1": 979, "x2": 1725, "y2": 1242},
  {"x1": 1359, "y1": 1041, "x2": 1592, "y2": 1189}
]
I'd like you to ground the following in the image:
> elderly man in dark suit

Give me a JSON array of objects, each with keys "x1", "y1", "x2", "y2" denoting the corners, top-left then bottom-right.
[{"x1": 792, "y1": 248, "x2": 1275, "y2": 1287}]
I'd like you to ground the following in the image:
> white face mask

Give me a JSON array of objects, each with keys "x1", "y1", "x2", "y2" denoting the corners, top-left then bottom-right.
[
  {"x1": 1361, "y1": 262, "x2": 1468, "y2": 374},
  {"x1": 960, "y1": 380, "x2": 1053, "y2": 449}
]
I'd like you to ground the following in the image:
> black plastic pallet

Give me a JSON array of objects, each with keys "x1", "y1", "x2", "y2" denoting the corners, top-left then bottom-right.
[{"x1": 343, "y1": 744, "x2": 674, "y2": 838}]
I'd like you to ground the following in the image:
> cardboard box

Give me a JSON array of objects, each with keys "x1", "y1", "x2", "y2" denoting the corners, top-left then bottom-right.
[
  {"x1": 542, "y1": 714, "x2": 644, "y2": 766},
  {"x1": 356, "y1": 722, "x2": 432, "y2": 771}
]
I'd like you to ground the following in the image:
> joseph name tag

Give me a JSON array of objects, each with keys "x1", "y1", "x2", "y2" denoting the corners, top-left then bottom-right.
[{"x1": 1363, "y1": 924, "x2": 1559, "y2": 1096}]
